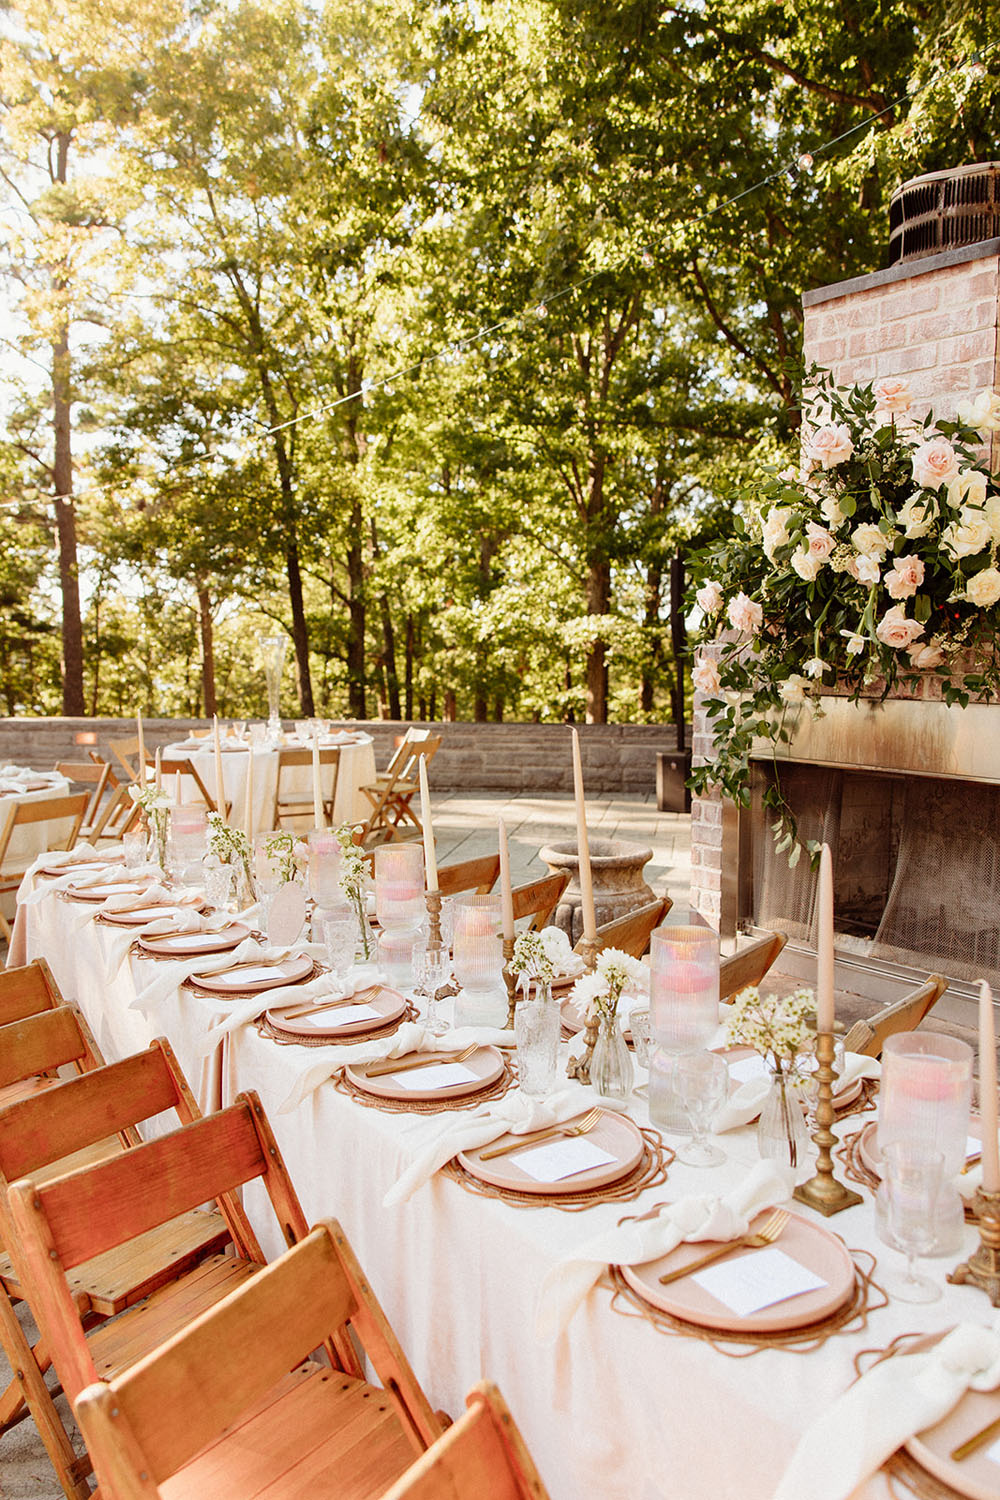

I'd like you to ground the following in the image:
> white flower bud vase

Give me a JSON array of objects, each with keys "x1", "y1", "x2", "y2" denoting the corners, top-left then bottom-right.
[{"x1": 591, "y1": 1012, "x2": 634, "y2": 1100}]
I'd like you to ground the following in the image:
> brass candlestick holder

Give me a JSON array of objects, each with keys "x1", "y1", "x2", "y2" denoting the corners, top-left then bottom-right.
[
  {"x1": 792, "y1": 1029, "x2": 863, "y2": 1217},
  {"x1": 566, "y1": 934, "x2": 599, "y2": 1083},
  {"x1": 948, "y1": 1188, "x2": 1000, "y2": 1305},
  {"x1": 502, "y1": 935, "x2": 519, "y2": 1030},
  {"x1": 425, "y1": 889, "x2": 443, "y2": 950}
]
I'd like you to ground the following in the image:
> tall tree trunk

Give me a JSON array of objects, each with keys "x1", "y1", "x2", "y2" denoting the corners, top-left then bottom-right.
[
  {"x1": 197, "y1": 582, "x2": 217, "y2": 717},
  {"x1": 404, "y1": 613, "x2": 414, "y2": 720},
  {"x1": 346, "y1": 500, "x2": 366, "y2": 718},
  {"x1": 50, "y1": 132, "x2": 84, "y2": 716},
  {"x1": 584, "y1": 450, "x2": 610, "y2": 724},
  {"x1": 371, "y1": 519, "x2": 400, "y2": 719}
]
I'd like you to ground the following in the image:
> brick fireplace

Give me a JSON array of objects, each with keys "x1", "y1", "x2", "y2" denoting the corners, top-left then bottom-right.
[{"x1": 690, "y1": 236, "x2": 1000, "y2": 1018}]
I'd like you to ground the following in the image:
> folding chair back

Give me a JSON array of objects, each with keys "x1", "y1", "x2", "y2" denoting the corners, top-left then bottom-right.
[
  {"x1": 719, "y1": 931, "x2": 788, "y2": 1003},
  {"x1": 0, "y1": 958, "x2": 64, "y2": 1027},
  {"x1": 108, "y1": 736, "x2": 142, "y2": 781},
  {"x1": 0, "y1": 1003, "x2": 104, "y2": 1097},
  {"x1": 54, "y1": 760, "x2": 112, "y2": 834},
  {"x1": 438, "y1": 853, "x2": 501, "y2": 897},
  {"x1": 841, "y1": 975, "x2": 948, "y2": 1058},
  {"x1": 73, "y1": 1220, "x2": 441, "y2": 1500},
  {"x1": 511, "y1": 871, "x2": 569, "y2": 931},
  {"x1": 584, "y1": 898, "x2": 673, "y2": 959},
  {"x1": 358, "y1": 734, "x2": 442, "y2": 846},
  {"x1": 272, "y1": 746, "x2": 341, "y2": 828},
  {"x1": 382, "y1": 1382, "x2": 550, "y2": 1500},
  {"x1": 88, "y1": 779, "x2": 143, "y2": 841},
  {"x1": 0, "y1": 792, "x2": 88, "y2": 940},
  {"x1": 149, "y1": 755, "x2": 226, "y2": 816}
]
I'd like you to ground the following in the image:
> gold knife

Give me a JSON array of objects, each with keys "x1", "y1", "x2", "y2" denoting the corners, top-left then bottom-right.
[
  {"x1": 364, "y1": 1044, "x2": 476, "y2": 1079},
  {"x1": 951, "y1": 1411, "x2": 1000, "y2": 1462}
]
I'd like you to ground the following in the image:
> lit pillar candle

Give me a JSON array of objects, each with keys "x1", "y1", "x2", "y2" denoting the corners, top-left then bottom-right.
[
  {"x1": 498, "y1": 816, "x2": 514, "y2": 941},
  {"x1": 571, "y1": 728, "x2": 597, "y2": 944},
  {"x1": 154, "y1": 746, "x2": 162, "y2": 793},
  {"x1": 312, "y1": 732, "x2": 324, "y2": 828},
  {"x1": 136, "y1": 712, "x2": 146, "y2": 784},
  {"x1": 419, "y1": 755, "x2": 438, "y2": 892},
  {"x1": 817, "y1": 842, "x2": 835, "y2": 1034},
  {"x1": 979, "y1": 980, "x2": 1000, "y2": 1193},
  {"x1": 243, "y1": 746, "x2": 254, "y2": 835},
  {"x1": 213, "y1": 714, "x2": 226, "y2": 818}
]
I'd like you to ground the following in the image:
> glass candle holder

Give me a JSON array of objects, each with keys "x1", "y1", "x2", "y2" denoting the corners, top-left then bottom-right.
[
  {"x1": 308, "y1": 829, "x2": 344, "y2": 908},
  {"x1": 169, "y1": 804, "x2": 208, "y2": 882},
  {"x1": 452, "y1": 895, "x2": 503, "y2": 992},
  {"x1": 374, "y1": 843, "x2": 425, "y2": 932},
  {"x1": 648, "y1": 925, "x2": 720, "y2": 1133},
  {"x1": 876, "y1": 1032, "x2": 973, "y2": 1178}
]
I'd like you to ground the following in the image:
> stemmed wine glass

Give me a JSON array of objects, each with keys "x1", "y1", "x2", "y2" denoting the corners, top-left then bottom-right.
[
  {"x1": 317, "y1": 910, "x2": 356, "y2": 994},
  {"x1": 420, "y1": 941, "x2": 451, "y2": 1034},
  {"x1": 673, "y1": 1051, "x2": 728, "y2": 1167},
  {"x1": 881, "y1": 1141, "x2": 944, "y2": 1303}
]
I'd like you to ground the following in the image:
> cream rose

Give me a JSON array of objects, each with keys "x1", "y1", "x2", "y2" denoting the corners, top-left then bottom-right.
[
  {"x1": 957, "y1": 389, "x2": 1000, "y2": 435},
  {"x1": 895, "y1": 493, "x2": 935, "y2": 540},
  {"x1": 907, "y1": 640, "x2": 945, "y2": 669},
  {"x1": 873, "y1": 376, "x2": 912, "y2": 414},
  {"x1": 726, "y1": 592, "x2": 763, "y2": 634},
  {"x1": 912, "y1": 438, "x2": 960, "y2": 491},
  {"x1": 805, "y1": 521, "x2": 835, "y2": 559},
  {"x1": 942, "y1": 510, "x2": 992, "y2": 559},
  {"x1": 966, "y1": 568, "x2": 1000, "y2": 608},
  {"x1": 946, "y1": 469, "x2": 988, "y2": 510},
  {"x1": 820, "y1": 495, "x2": 846, "y2": 528},
  {"x1": 691, "y1": 658, "x2": 722, "y2": 694},
  {"x1": 805, "y1": 423, "x2": 854, "y2": 471},
  {"x1": 883, "y1": 553, "x2": 925, "y2": 600},
  {"x1": 851, "y1": 523, "x2": 893, "y2": 559},
  {"x1": 790, "y1": 548, "x2": 823, "y2": 581},
  {"x1": 695, "y1": 580, "x2": 724, "y2": 614},
  {"x1": 875, "y1": 605, "x2": 925, "y2": 649},
  {"x1": 762, "y1": 506, "x2": 795, "y2": 561},
  {"x1": 847, "y1": 553, "x2": 882, "y2": 585},
  {"x1": 986, "y1": 498, "x2": 1000, "y2": 546},
  {"x1": 777, "y1": 674, "x2": 810, "y2": 705}
]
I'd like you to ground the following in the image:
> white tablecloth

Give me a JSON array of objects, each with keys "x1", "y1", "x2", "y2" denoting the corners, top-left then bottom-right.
[
  {"x1": 14, "y1": 872, "x2": 993, "y2": 1500},
  {"x1": 163, "y1": 736, "x2": 376, "y2": 834}
]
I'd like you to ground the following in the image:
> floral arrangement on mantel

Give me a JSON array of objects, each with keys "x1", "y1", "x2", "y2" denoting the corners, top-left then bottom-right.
[{"x1": 689, "y1": 372, "x2": 1000, "y2": 859}]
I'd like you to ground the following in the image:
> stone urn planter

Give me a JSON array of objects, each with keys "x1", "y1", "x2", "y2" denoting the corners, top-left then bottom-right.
[{"x1": 538, "y1": 839, "x2": 655, "y2": 943}]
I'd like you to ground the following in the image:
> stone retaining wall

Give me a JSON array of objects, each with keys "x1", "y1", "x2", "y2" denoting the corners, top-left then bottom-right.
[{"x1": 0, "y1": 718, "x2": 682, "y2": 797}]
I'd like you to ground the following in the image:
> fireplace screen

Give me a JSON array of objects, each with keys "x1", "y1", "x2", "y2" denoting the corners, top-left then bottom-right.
[{"x1": 750, "y1": 763, "x2": 1000, "y2": 985}]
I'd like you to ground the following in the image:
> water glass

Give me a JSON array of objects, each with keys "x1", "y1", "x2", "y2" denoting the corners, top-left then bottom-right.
[
  {"x1": 629, "y1": 1007, "x2": 652, "y2": 1068},
  {"x1": 673, "y1": 1051, "x2": 728, "y2": 1167},
  {"x1": 881, "y1": 1141, "x2": 944, "y2": 1303},
  {"x1": 315, "y1": 908, "x2": 356, "y2": 988},
  {"x1": 515, "y1": 997, "x2": 561, "y2": 1098},
  {"x1": 202, "y1": 860, "x2": 233, "y2": 911},
  {"x1": 420, "y1": 941, "x2": 451, "y2": 1034},
  {"x1": 123, "y1": 828, "x2": 146, "y2": 870}
]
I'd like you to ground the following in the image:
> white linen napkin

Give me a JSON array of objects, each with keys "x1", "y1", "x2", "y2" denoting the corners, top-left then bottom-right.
[
  {"x1": 130, "y1": 939, "x2": 297, "y2": 1014},
  {"x1": 277, "y1": 1023, "x2": 513, "y2": 1114},
  {"x1": 383, "y1": 1085, "x2": 626, "y2": 1207},
  {"x1": 535, "y1": 1159, "x2": 795, "y2": 1344},
  {"x1": 99, "y1": 884, "x2": 200, "y2": 915},
  {"x1": 195, "y1": 969, "x2": 375, "y2": 1050},
  {"x1": 100, "y1": 907, "x2": 235, "y2": 974},
  {"x1": 773, "y1": 1318, "x2": 1000, "y2": 1500},
  {"x1": 713, "y1": 1052, "x2": 882, "y2": 1134},
  {"x1": 23, "y1": 858, "x2": 157, "y2": 907}
]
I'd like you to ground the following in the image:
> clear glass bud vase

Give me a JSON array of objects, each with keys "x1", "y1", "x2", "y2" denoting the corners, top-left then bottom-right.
[
  {"x1": 757, "y1": 1061, "x2": 810, "y2": 1170},
  {"x1": 591, "y1": 1011, "x2": 634, "y2": 1100}
]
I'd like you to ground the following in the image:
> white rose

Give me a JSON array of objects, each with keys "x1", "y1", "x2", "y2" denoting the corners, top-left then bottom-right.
[
  {"x1": 872, "y1": 376, "x2": 912, "y2": 414},
  {"x1": 966, "y1": 568, "x2": 1000, "y2": 608},
  {"x1": 762, "y1": 506, "x2": 795, "y2": 560},
  {"x1": 790, "y1": 547, "x2": 823, "y2": 581},
  {"x1": 986, "y1": 498, "x2": 1000, "y2": 546},
  {"x1": 896, "y1": 493, "x2": 935, "y2": 539},
  {"x1": 946, "y1": 469, "x2": 988, "y2": 510},
  {"x1": 805, "y1": 423, "x2": 854, "y2": 471},
  {"x1": 883, "y1": 554, "x2": 925, "y2": 600},
  {"x1": 912, "y1": 438, "x2": 960, "y2": 491},
  {"x1": 695, "y1": 580, "x2": 724, "y2": 614},
  {"x1": 805, "y1": 521, "x2": 835, "y2": 559},
  {"x1": 941, "y1": 510, "x2": 992, "y2": 559},
  {"x1": 851, "y1": 523, "x2": 893, "y2": 559},
  {"x1": 875, "y1": 605, "x2": 925, "y2": 650},
  {"x1": 957, "y1": 389, "x2": 1000, "y2": 435},
  {"x1": 691, "y1": 658, "x2": 722, "y2": 695},
  {"x1": 847, "y1": 553, "x2": 882, "y2": 585},
  {"x1": 820, "y1": 495, "x2": 846, "y2": 528},
  {"x1": 907, "y1": 641, "x2": 945, "y2": 668},
  {"x1": 727, "y1": 592, "x2": 763, "y2": 634},
  {"x1": 777, "y1": 674, "x2": 809, "y2": 704}
]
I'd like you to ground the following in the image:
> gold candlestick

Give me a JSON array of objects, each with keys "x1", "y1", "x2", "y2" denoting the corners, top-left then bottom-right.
[
  {"x1": 948, "y1": 1189, "x2": 1000, "y2": 1305},
  {"x1": 793, "y1": 1029, "x2": 863, "y2": 1217},
  {"x1": 566, "y1": 935, "x2": 599, "y2": 1082},
  {"x1": 425, "y1": 889, "x2": 443, "y2": 950},
  {"x1": 502, "y1": 936, "x2": 518, "y2": 1030}
]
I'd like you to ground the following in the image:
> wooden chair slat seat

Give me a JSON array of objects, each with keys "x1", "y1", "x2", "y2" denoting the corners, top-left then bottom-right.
[
  {"x1": 0, "y1": 959, "x2": 65, "y2": 1027},
  {"x1": 719, "y1": 932, "x2": 789, "y2": 1003},
  {"x1": 437, "y1": 853, "x2": 501, "y2": 897},
  {"x1": 841, "y1": 974, "x2": 948, "y2": 1058},
  {"x1": 54, "y1": 760, "x2": 113, "y2": 838},
  {"x1": 575, "y1": 898, "x2": 673, "y2": 959},
  {"x1": 510, "y1": 871, "x2": 570, "y2": 932},
  {"x1": 357, "y1": 732, "x2": 441, "y2": 848},
  {"x1": 382, "y1": 1383, "x2": 550, "y2": 1500}
]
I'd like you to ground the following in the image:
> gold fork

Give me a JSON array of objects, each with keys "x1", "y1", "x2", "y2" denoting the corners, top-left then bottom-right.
[
  {"x1": 658, "y1": 1207, "x2": 790, "y2": 1285},
  {"x1": 280, "y1": 987, "x2": 380, "y2": 1021},
  {"x1": 951, "y1": 1409, "x2": 1000, "y2": 1462},
  {"x1": 478, "y1": 1107, "x2": 604, "y2": 1161},
  {"x1": 364, "y1": 1042, "x2": 478, "y2": 1078}
]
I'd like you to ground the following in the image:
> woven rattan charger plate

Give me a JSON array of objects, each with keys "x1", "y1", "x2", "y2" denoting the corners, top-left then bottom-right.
[
  {"x1": 442, "y1": 1124, "x2": 673, "y2": 1211},
  {"x1": 256, "y1": 997, "x2": 420, "y2": 1046},
  {"x1": 332, "y1": 1053, "x2": 518, "y2": 1114}
]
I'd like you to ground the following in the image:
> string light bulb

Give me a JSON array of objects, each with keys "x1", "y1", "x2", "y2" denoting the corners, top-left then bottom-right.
[
  {"x1": 969, "y1": 55, "x2": 987, "y2": 78},
  {"x1": 641, "y1": 249, "x2": 654, "y2": 268},
  {"x1": 535, "y1": 302, "x2": 548, "y2": 318},
  {"x1": 797, "y1": 152, "x2": 814, "y2": 172}
]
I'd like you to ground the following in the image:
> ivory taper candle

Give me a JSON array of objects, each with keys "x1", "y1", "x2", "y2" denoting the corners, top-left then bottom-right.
[
  {"x1": 498, "y1": 816, "x2": 514, "y2": 942},
  {"x1": 174, "y1": 771, "x2": 182, "y2": 805},
  {"x1": 154, "y1": 746, "x2": 162, "y2": 793},
  {"x1": 571, "y1": 728, "x2": 597, "y2": 945},
  {"x1": 136, "y1": 713, "x2": 146, "y2": 784},
  {"x1": 979, "y1": 980, "x2": 1000, "y2": 1194},
  {"x1": 817, "y1": 843, "x2": 835, "y2": 1034},
  {"x1": 213, "y1": 715, "x2": 225, "y2": 819},
  {"x1": 312, "y1": 732, "x2": 324, "y2": 828},
  {"x1": 243, "y1": 744, "x2": 254, "y2": 835},
  {"x1": 419, "y1": 755, "x2": 438, "y2": 892}
]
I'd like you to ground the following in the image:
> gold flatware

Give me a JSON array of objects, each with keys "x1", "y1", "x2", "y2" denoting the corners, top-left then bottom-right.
[
  {"x1": 961, "y1": 1152, "x2": 982, "y2": 1174},
  {"x1": 364, "y1": 1042, "x2": 478, "y2": 1079},
  {"x1": 478, "y1": 1107, "x2": 603, "y2": 1162},
  {"x1": 950, "y1": 1410, "x2": 1000, "y2": 1462},
  {"x1": 657, "y1": 1207, "x2": 790, "y2": 1285},
  {"x1": 279, "y1": 989, "x2": 380, "y2": 1021}
]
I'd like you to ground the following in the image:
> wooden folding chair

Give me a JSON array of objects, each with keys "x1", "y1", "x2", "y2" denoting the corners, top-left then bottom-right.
[
  {"x1": 55, "y1": 760, "x2": 113, "y2": 838},
  {"x1": 88, "y1": 779, "x2": 143, "y2": 842},
  {"x1": 582, "y1": 897, "x2": 673, "y2": 959},
  {"x1": 511, "y1": 871, "x2": 570, "y2": 931},
  {"x1": 382, "y1": 1382, "x2": 550, "y2": 1500},
  {"x1": 272, "y1": 746, "x2": 341, "y2": 828},
  {"x1": 0, "y1": 957, "x2": 64, "y2": 1028},
  {"x1": 146, "y1": 754, "x2": 228, "y2": 818},
  {"x1": 719, "y1": 931, "x2": 789, "y2": 1003},
  {"x1": 841, "y1": 974, "x2": 948, "y2": 1058},
  {"x1": 108, "y1": 736, "x2": 142, "y2": 782},
  {"x1": 0, "y1": 1036, "x2": 233, "y2": 1499},
  {"x1": 358, "y1": 734, "x2": 442, "y2": 847},
  {"x1": 71, "y1": 1218, "x2": 441, "y2": 1500},
  {"x1": 0, "y1": 979, "x2": 103, "y2": 1109},
  {"x1": 438, "y1": 853, "x2": 501, "y2": 897},
  {"x1": 0, "y1": 791, "x2": 88, "y2": 942}
]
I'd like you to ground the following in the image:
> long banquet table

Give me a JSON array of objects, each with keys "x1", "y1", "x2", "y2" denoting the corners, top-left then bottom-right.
[{"x1": 12, "y1": 868, "x2": 995, "y2": 1500}]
